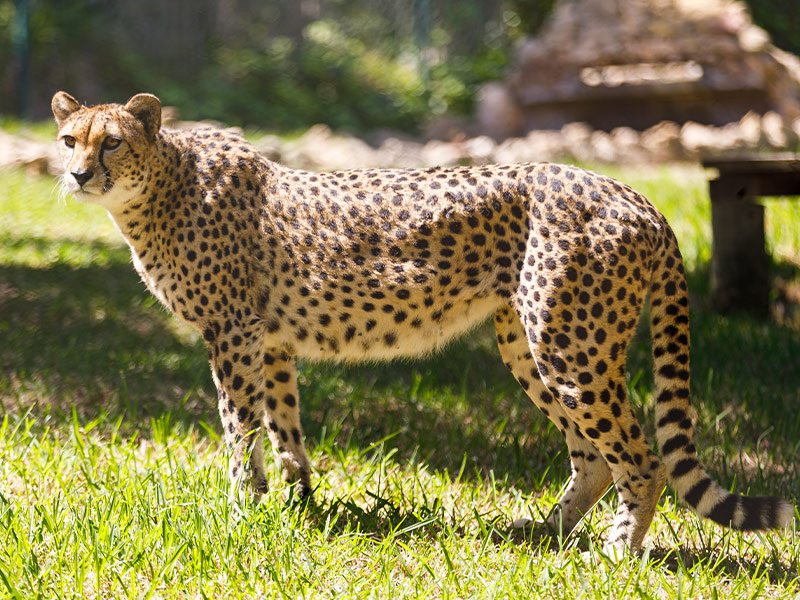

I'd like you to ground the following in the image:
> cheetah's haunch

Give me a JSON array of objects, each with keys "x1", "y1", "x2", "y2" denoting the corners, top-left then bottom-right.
[{"x1": 52, "y1": 91, "x2": 794, "y2": 554}]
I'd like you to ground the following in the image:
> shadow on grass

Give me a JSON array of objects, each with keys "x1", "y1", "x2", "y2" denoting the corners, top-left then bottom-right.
[
  {"x1": 0, "y1": 235, "x2": 565, "y2": 487},
  {"x1": 666, "y1": 260, "x2": 800, "y2": 439},
  {"x1": 646, "y1": 544, "x2": 800, "y2": 589},
  {"x1": 300, "y1": 492, "x2": 800, "y2": 585},
  {"x1": 2, "y1": 237, "x2": 799, "y2": 493},
  {"x1": 0, "y1": 235, "x2": 213, "y2": 426},
  {"x1": 298, "y1": 330, "x2": 568, "y2": 488}
]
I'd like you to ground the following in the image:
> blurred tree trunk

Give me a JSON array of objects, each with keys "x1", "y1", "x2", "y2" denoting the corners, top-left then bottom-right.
[
  {"x1": 112, "y1": 0, "x2": 215, "y2": 74},
  {"x1": 282, "y1": 0, "x2": 307, "y2": 43},
  {"x1": 12, "y1": 0, "x2": 32, "y2": 118}
]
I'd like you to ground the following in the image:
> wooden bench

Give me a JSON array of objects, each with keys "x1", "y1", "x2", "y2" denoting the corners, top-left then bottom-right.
[{"x1": 703, "y1": 154, "x2": 800, "y2": 315}]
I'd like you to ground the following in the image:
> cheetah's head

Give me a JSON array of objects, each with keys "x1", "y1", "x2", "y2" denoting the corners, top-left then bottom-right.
[{"x1": 52, "y1": 91, "x2": 161, "y2": 211}]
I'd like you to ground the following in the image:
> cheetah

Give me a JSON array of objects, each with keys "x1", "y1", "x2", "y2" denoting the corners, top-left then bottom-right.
[{"x1": 52, "y1": 91, "x2": 793, "y2": 554}]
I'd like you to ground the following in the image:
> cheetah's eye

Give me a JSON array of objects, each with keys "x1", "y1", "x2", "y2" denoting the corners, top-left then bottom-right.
[
  {"x1": 63, "y1": 135, "x2": 76, "y2": 148},
  {"x1": 102, "y1": 136, "x2": 122, "y2": 150}
]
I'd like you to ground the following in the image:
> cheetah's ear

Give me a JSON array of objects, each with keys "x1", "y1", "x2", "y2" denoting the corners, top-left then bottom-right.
[
  {"x1": 123, "y1": 93, "x2": 162, "y2": 139},
  {"x1": 51, "y1": 92, "x2": 83, "y2": 127}
]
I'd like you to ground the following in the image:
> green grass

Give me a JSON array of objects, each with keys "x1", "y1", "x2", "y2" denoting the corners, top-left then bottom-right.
[
  {"x1": 1, "y1": 164, "x2": 799, "y2": 598},
  {"x1": 0, "y1": 117, "x2": 57, "y2": 141}
]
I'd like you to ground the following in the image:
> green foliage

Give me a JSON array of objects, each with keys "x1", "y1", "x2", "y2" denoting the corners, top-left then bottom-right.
[
  {"x1": 3, "y1": 0, "x2": 800, "y2": 133},
  {"x1": 152, "y1": 14, "x2": 515, "y2": 131},
  {"x1": 0, "y1": 0, "x2": 529, "y2": 132},
  {"x1": 0, "y1": 2, "x2": 12, "y2": 60},
  {"x1": 505, "y1": 0, "x2": 558, "y2": 35},
  {"x1": 198, "y1": 22, "x2": 429, "y2": 131},
  {"x1": 745, "y1": 0, "x2": 800, "y2": 55}
]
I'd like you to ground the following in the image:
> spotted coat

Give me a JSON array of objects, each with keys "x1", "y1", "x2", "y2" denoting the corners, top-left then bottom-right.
[{"x1": 52, "y1": 92, "x2": 793, "y2": 553}]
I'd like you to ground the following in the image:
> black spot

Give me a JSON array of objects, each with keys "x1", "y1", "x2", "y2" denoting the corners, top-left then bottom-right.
[{"x1": 596, "y1": 418, "x2": 612, "y2": 432}]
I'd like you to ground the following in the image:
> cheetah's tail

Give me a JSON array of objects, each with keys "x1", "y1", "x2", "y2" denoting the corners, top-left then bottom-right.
[{"x1": 649, "y1": 231, "x2": 794, "y2": 531}]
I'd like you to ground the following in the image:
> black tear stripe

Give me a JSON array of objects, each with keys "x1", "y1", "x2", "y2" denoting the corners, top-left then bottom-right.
[{"x1": 99, "y1": 147, "x2": 113, "y2": 193}]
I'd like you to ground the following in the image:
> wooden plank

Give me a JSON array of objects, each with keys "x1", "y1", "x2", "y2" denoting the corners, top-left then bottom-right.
[{"x1": 703, "y1": 154, "x2": 800, "y2": 175}]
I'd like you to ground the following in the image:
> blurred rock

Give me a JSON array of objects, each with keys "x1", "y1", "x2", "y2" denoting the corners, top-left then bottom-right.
[
  {"x1": 464, "y1": 136, "x2": 497, "y2": 165},
  {"x1": 738, "y1": 111, "x2": 764, "y2": 147},
  {"x1": 421, "y1": 140, "x2": 467, "y2": 167},
  {"x1": 279, "y1": 124, "x2": 380, "y2": 170},
  {"x1": 523, "y1": 130, "x2": 567, "y2": 162},
  {"x1": 478, "y1": 0, "x2": 800, "y2": 135},
  {"x1": 680, "y1": 121, "x2": 719, "y2": 158},
  {"x1": 0, "y1": 130, "x2": 60, "y2": 176},
  {"x1": 762, "y1": 111, "x2": 789, "y2": 148},
  {"x1": 252, "y1": 134, "x2": 283, "y2": 162},
  {"x1": 640, "y1": 121, "x2": 683, "y2": 161},
  {"x1": 494, "y1": 137, "x2": 537, "y2": 164},
  {"x1": 560, "y1": 122, "x2": 594, "y2": 162},
  {"x1": 611, "y1": 127, "x2": 646, "y2": 163},
  {"x1": 422, "y1": 115, "x2": 472, "y2": 142},
  {"x1": 374, "y1": 137, "x2": 426, "y2": 168},
  {"x1": 5, "y1": 110, "x2": 798, "y2": 183},
  {"x1": 476, "y1": 83, "x2": 524, "y2": 141},
  {"x1": 589, "y1": 130, "x2": 618, "y2": 163}
]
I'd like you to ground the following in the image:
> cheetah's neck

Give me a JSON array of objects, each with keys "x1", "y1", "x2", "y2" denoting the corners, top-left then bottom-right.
[{"x1": 105, "y1": 133, "x2": 188, "y2": 310}]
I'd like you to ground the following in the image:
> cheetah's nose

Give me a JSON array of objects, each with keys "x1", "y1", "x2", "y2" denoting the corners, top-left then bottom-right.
[{"x1": 72, "y1": 170, "x2": 93, "y2": 187}]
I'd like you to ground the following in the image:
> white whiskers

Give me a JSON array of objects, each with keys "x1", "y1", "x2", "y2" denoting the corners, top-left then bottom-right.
[{"x1": 50, "y1": 174, "x2": 73, "y2": 211}]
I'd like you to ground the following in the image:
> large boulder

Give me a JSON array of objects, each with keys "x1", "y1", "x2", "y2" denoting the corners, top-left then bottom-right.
[{"x1": 479, "y1": 0, "x2": 800, "y2": 136}]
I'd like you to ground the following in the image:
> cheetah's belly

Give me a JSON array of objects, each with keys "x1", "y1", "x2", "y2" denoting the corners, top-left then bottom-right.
[{"x1": 290, "y1": 294, "x2": 502, "y2": 363}]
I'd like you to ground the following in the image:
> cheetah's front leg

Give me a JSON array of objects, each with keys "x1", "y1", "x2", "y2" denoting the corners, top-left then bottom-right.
[
  {"x1": 259, "y1": 350, "x2": 312, "y2": 499},
  {"x1": 207, "y1": 329, "x2": 271, "y2": 498},
  {"x1": 206, "y1": 328, "x2": 311, "y2": 500}
]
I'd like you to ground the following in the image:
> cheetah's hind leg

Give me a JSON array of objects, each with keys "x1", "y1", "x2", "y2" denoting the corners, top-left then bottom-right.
[
  {"x1": 518, "y1": 297, "x2": 667, "y2": 555},
  {"x1": 494, "y1": 307, "x2": 613, "y2": 544}
]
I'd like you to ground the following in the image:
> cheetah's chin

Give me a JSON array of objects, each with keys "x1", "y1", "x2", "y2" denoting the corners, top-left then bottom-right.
[
  {"x1": 68, "y1": 189, "x2": 96, "y2": 201},
  {"x1": 68, "y1": 185, "x2": 109, "y2": 200}
]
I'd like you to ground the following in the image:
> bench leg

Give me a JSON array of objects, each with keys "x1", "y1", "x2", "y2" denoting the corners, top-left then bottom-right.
[{"x1": 709, "y1": 179, "x2": 769, "y2": 315}]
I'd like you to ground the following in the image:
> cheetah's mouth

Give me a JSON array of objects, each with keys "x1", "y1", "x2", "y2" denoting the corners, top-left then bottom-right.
[{"x1": 61, "y1": 175, "x2": 113, "y2": 198}]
